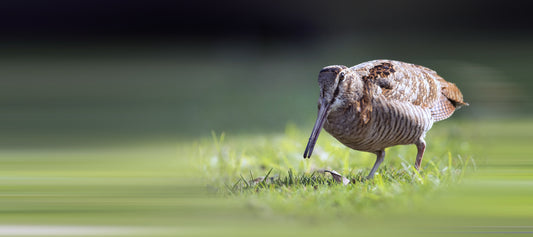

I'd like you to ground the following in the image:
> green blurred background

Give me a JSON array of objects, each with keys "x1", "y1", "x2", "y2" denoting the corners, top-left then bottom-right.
[{"x1": 0, "y1": 0, "x2": 532, "y2": 236}]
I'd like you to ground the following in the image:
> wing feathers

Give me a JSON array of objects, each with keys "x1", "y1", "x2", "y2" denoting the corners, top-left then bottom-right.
[{"x1": 358, "y1": 60, "x2": 467, "y2": 122}]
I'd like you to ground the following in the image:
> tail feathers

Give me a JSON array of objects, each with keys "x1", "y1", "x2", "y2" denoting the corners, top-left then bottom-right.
[
  {"x1": 431, "y1": 80, "x2": 468, "y2": 122},
  {"x1": 440, "y1": 80, "x2": 468, "y2": 107}
]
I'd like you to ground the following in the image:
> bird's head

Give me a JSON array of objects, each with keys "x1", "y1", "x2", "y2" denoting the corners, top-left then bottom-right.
[
  {"x1": 304, "y1": 65, "x2": 349, "y2": 158},
  {"x1": 317, "y1": 65, "x2": 348, "y2": 105}
]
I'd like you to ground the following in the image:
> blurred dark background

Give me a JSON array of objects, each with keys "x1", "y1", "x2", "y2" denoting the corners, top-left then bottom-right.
[
  {"x1": 1, "y1": 0, "x2": 532, "y2": 147},
  {"x1": 2, "y1": 0, "x2": 532, "y2": 40}
]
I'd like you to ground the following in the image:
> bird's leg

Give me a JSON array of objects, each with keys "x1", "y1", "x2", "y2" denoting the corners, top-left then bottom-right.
[
  {"x1": 366, "y1": 150, "x2": 385, "y2": 179},
  {"x1": 414, "y1": 139, "x2": 426, "y2": 170}
]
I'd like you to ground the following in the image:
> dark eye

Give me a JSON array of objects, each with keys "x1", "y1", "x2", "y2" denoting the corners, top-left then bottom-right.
[{"x1": 339, "y1": 72, "x2": 345, "y2": 81}]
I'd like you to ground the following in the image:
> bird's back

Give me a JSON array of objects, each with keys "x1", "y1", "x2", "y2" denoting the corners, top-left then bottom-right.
[{"x1": 351, "y1": 60, "x2": 467, "y2": 122}]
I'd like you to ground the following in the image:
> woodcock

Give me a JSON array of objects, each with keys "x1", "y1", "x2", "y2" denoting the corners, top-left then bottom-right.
[{"x1": 303, "y1": 60, "x2": 468, "y2": 179}]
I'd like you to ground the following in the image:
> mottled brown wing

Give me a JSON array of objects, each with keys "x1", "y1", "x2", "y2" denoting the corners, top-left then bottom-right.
[
  {"x1": 359, "y1": 60, "x2": 467, "y2": 122},
  {"x1": 360, "y1": 60, "x2": 440, "y2": 105}
]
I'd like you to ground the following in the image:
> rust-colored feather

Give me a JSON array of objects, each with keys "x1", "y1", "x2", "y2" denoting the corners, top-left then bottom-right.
[
  {"x1": 360, "y1": 79, "x2": 374, "y2": 125},
  {"x1": 438, "y1": 78, "x2": 468, "y2": 107}
]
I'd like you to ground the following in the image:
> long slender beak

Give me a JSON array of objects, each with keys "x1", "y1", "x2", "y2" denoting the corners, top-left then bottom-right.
[{"x1": 303, "y1": 98, "x2": 330, "y2": 158}]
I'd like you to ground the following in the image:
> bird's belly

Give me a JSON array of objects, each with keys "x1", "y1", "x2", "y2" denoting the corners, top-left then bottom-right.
[{"x1": 324, "y1": 100, "x2": 433, "y2": 152}]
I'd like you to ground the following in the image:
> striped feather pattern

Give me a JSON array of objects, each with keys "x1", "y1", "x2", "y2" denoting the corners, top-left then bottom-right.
[{"x1": 325, "y1": 97, "x2": 433, "y2": 152}]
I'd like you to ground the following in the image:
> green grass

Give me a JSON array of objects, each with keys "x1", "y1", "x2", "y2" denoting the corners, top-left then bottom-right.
[
  {"x1": 0, "y1": 119, "x2": 532, "y2": 236},
  {"x1": 196, "y1": 121, "x2": 476, "y2": 217},
  {"x1": 187, "y1": 119, "x2": 532, "y2": 235}
]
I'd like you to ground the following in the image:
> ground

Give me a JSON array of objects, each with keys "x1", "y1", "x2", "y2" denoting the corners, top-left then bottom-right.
[{"x1": 0, "y1": 119, "x2": 532, "y2": 236}]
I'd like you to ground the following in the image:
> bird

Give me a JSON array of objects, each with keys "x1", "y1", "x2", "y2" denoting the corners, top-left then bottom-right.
[{"x1": 303, "y1": 59, "x2": 468, "y2": 179}]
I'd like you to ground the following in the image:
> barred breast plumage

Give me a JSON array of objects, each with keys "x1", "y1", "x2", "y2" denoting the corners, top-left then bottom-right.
[{"x1": 303, "y1": 60, "x2": 468, "y2": 179}]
